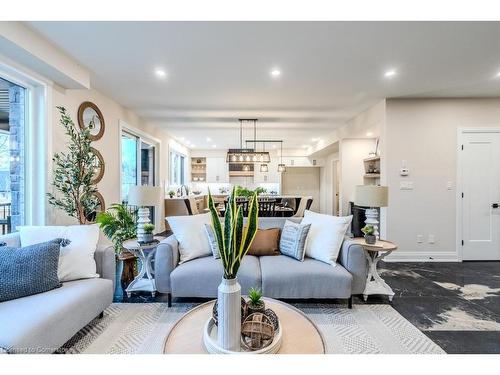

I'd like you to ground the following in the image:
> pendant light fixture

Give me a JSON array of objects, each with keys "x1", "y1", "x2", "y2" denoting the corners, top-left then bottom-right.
[
  {"x1": 260, "y1": 141, "x2": 269, "y2": 172},
  {"x1": 226, "y1": 119, "x2": 271, "y2": 164},
  {"x1": 277, "y1": 141, "x2": 286, "y2": 172}
]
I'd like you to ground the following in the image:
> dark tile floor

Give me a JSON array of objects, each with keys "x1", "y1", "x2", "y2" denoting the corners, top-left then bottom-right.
[{"x1": 114, "y1": 261, "x2": 500, "y2": 354}]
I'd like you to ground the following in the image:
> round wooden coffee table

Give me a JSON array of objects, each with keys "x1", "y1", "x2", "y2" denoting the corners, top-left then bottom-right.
[{"x1": 164, "y1": 298, "x2": 325, "y2": 354}]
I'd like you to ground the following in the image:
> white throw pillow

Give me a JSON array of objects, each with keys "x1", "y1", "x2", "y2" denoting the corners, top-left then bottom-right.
[
  {"x1": 301, "y1": 210, "x2": 353, "y2": 265},
  {"x1": 18, "y1": 224, "x2": 100, "y2": 282},
  {"x1": 167, "y1": 213, "x2": 212, "y2": 264}
]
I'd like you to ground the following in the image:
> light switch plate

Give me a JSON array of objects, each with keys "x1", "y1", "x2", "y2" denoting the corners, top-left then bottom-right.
[{"x1": 400, "y1": 181, "x2": 414, "y2": 190}]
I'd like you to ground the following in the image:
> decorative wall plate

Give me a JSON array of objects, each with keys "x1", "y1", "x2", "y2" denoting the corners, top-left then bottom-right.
[
  {"x1": 78, "y1": 101, "x2": 105, "y2": 141},
  {"x1": 90, "y1": 147, "x2": 105, "y2": 184}
]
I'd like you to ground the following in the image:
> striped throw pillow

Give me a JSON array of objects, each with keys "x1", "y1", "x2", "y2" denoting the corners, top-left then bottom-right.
[{"x1": 279, "y1": 220, "x2": 311, "y2": 261}]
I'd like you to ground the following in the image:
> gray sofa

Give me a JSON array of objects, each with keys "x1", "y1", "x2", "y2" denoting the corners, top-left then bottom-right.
[
  {"x1": 155, "y1": 217, "x2": 367, "y2": 308},
  {"x1": 0, "y1": 232, "x2": 115, "y2": 354}
]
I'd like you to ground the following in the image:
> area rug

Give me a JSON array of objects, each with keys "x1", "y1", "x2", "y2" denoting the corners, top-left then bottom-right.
[{"x1": 61, "y1": 303, "x2": 444, "y2": 354}]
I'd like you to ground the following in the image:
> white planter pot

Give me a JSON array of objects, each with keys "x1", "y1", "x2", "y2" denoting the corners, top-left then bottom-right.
[{"x1": 217, "y1": 277, "x2": 241, "y2": 351}]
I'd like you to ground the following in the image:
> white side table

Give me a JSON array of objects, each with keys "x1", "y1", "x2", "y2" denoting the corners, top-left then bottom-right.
[
  {"x1": 351, "y1": 238, "x2": 398, "y2": 302},
  {"x1": 123, "y1": 237, "x2": 164, "y2": 297}
]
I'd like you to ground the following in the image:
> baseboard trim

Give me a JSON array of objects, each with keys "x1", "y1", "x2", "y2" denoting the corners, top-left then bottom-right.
[{"x1": 385, "y1": 251, "x2": 460, "y2": 262}]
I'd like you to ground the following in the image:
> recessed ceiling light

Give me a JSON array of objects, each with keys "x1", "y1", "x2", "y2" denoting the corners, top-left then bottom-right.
[
  {"x1": 212, "y1": 144, "x2": 217, "y2": 148},
  {"x1": 366, "y1": 132, "x2": 374, "y2": 137},
  {"x1": 311, "y1": 137, "x2": 320, "y2": 142},
  {"x1": 384, "y1": 69, "x2": 397, "y2": 78},
  {"x1": 495, "y1": 71, "x2": 500, "y2": 78},
  {"x1": 270, "y1": 69, "x2": 281, "y2": 78},
  {"x1": 155, "y1": 68, "x2": 167, "y2": 78},
  {"x1": 206, "y1": 137, "x2": 212, "y2": 142}
]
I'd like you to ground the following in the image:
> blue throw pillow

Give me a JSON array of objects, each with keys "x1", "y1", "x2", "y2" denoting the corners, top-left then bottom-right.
[{"x1": 0, "y1": 238, "x2": 68, "y2": 302}]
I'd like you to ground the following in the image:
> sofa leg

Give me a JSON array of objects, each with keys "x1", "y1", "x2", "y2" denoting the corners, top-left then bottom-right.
[
  {"x1": 347, "y1": 296, "x2": 353, "y2": 309},
  {"x1": 167, "y1": 293, "x2": 172, "y2": 308},
  {"x1": 98, "y1": 311, "x2": 104, "y2": 319}
]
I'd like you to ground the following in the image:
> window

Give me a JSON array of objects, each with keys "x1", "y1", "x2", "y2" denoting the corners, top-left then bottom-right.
[
  {"x1": 0, "y1": 77, "x2": 26, "y2": 233},
  {"x1": 121, "y1": 128, "x2": 158, "y2": 203},
  {"x1": 170, "y1": 150, "x2": 185, "y2": 185}
]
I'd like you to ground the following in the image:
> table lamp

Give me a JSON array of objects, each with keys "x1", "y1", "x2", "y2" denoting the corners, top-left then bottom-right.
[
  {"x1": 354, "y1": 185, "x2": 389, "y2": 239},
  {"x1": 128, "y1": 185, "x2": 162, "y2": 243}
]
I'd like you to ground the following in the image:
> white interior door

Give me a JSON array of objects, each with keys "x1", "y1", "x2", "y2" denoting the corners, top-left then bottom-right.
[{"x1": 461, "y1": 130, "x2": 500, "y2": 260}]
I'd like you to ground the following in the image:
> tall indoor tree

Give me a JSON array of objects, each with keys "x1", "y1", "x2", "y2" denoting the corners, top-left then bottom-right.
[{"x1": 47, "y1": 106, "x2": 100, "y2": 224}]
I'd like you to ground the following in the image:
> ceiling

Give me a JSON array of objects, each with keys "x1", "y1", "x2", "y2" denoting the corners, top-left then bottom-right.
[{"x1": 27, "y1": 21, "x2": 500, "y2": 149}]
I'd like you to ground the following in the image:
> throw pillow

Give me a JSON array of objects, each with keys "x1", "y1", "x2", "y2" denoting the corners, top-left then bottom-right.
[
  {"x1": 248, "y1": 228, "x2": 281, "y2": 256},
  {"x1": 301, "y1": 210, "x2": 353, "y2": 265},
  {"x1": 204, "y1": 223, "x2": 220, "y2": 259},
  {"x1": 18, "y1": 224, "x2": 100, "y2": 282},
  {"x1": 0, "y1": 239, "x2": 68, "y2": 302},
  {"x1": 167, "y1": 213, "x2": 212, "y2": 263},
  {"x1": 279, "y1": 220, "x2": 311, "y2": 261}
]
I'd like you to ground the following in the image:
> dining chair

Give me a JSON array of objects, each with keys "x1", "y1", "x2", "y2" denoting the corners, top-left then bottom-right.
[
  {"x1": 293, "y1": 196, "x2": 313, "y2": 217},
  {"x1": 258, "y1": 199, "x2": 276, "y2": 217}
]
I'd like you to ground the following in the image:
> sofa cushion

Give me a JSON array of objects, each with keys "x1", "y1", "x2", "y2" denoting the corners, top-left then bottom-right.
[
  {"x1": 19, "y1": 225, "x2": 100, "y2": 282},
  {"x1": 248, "y1": 228, "x2": 281, "y2": 256},
  {"x1": 301, "y1": 210, "x2": 352, "y2": 265},
  {"x1": 167, "y1": 213, "x2": 212, "y2": 264},
  {"x1": 0, "y1": 239, "x2": 65, "y2": 302},
  {"x1": 260, "y1": 255, "x2": 353, "y2": 299},
  {"x1": 0, "y1": 278, "x2": 113, "y2": 353},
  {"x1": 279, "y1": 220, "x2": 311, "y2": 261},
  {"x1": 171, "y1": 255, "x2": 261, "y2": 298}
]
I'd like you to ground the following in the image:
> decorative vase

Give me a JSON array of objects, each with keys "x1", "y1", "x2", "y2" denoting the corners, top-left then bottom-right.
[
  {"x1": 217, "y1": 277, "x2": 242, "y2": 351},
  {"x1": 365, "y1": 234, "x2": 376, "y2": 245},
  {"x1": 143, "y1": 233, "x2": 154, "y2": 243}
]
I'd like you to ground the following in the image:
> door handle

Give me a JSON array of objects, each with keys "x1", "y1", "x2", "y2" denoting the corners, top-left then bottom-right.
[{"x1": 493, "y1": 203, "x2": 499, "y2": 209}]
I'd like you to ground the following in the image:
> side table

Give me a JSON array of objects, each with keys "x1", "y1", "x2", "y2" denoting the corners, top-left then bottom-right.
[
  {"x1": 351, "y1": 238, "x2": 398, "y2": 302},
  {"x1": 123, "y1": 237, "x2": 164, "y2": 297}
]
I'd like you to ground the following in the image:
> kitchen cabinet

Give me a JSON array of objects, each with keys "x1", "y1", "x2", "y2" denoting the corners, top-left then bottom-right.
[
  {"x1": 206, "y1": 157, "x2": 229, "y2": 183},
  {"x1": 254, "y1": 158, "x2": 280, "y2": 183}
]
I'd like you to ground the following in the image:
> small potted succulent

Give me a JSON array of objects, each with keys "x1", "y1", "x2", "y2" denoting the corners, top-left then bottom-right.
[
  {"x1": 142, "y1": 223, "x2": 155, "y2": 243},
  {"x1": 168, "y1": 190, "x2": 176, "y2": 198},
  {"x1": 361, "y1": 225, "x2": 376, "y2": 244},
  {"x1": 247, "y1": 287, "x2": 265, "y2": 315}
]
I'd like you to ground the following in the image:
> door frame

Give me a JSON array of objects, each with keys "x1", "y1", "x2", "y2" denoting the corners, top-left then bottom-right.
[{"x1": 456, "y1": 127, "x2": 500, "y2": 261}]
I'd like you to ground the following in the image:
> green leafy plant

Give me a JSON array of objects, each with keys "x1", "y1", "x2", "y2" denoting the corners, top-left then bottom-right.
[
  {"x1": 248, "y1": 287, "x2": 264, "y2": 307},
  {"x1": 143, "y1": 223, "x2": 155, "y2": 234},
  {"x1": 208, "y1": 187, "x2": 259, "y2": 279},
  {"x1": 47, "y1": 106, "x2": 101, "y2": 224},
  {"x1": 235, "y1": 186, "x2": 266, "y2": 198},
  {"x1": 96, "y1": 204, "x2": 137, "y2": 253},
  {"x1": 168, "y1": 190, "x2": 176, "y2": 198},
  {"x1": 361, "y1": 225, "x2": 375, "y2": 235}
]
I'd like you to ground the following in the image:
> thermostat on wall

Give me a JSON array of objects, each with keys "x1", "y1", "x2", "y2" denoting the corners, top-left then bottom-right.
[{"x1": 400, "y1": 168, "x2": 409, "y2": 176}]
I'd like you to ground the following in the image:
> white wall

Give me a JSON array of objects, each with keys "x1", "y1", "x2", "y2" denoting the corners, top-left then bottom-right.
[
  {"x1": 384, "y1": 98, "x2": 500, "y2": 261},
  {"x1": 339, "y1": 139, "x2": 377, "y2": 216},
  {"x1": 319, "y1": 152, "x2": 339, "y2": 215}
]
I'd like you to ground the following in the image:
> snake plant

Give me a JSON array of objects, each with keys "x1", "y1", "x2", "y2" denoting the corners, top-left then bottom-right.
[{"x1": 208, "y1": 186, "x2": 259, "y2": 279}]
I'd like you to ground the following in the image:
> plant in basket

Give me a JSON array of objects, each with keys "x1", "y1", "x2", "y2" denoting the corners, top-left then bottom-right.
[
  {"x1": 207, "y1": 187, "x2": 259, "y2": 352},
  {"x1": 247, "y1": 287, "x2": 265, "y2": 315}
]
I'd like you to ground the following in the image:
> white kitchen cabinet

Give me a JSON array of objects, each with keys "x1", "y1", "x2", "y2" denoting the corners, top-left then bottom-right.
[
  {"x1": 282, "y1": 156, "x2": 323, "y2": 167},
  {"x1": 206, "y1": 157, "x2": 229, "y2": 183},
  {"x1": 254, "y1": 158, "x2": 280, "y2": 183}
]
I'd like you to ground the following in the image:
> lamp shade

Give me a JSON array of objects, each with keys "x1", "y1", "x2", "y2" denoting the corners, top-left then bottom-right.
[
  {"x1": 128, "y1": 185, "x2": 162, "y2": 206},
  {"x1": 355, "y1": 185, "x2": 388, "y2": 207}
]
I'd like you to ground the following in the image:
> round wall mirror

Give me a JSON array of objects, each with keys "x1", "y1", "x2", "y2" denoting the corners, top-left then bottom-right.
[
  {"x1": 90, "y1": 147, "x2": 105, "y2": 184},
  {"x1": 78, "y1": 101, "x2": 105, "y2": 141},
  {"x1": 85, "y1": 191, "x2": 105, "y2": 223}
]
